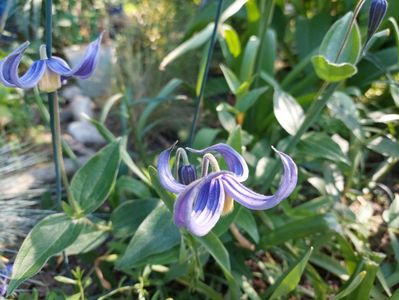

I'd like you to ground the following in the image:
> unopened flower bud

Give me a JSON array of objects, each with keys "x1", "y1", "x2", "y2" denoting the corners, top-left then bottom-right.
[
  {"x1": 367, "y1": 0, "x2": 388, "y2": 42},
  {"x1": 178, "y1": 164, "x2": 197, "y2": 185}
]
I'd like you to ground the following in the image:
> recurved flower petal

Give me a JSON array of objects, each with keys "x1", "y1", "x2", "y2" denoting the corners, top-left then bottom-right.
[
  {"x1": 174, "y1": 172, "x2": 225, "y2": 236},
  {"x1": 157, "y1": 144, "x2": 186, "y2": 194},
  {"x1": 221, "y1": 149, "x2": 297, "y2": 210},
  {"x1": 186, "y1": 143, "x2": 249, "y2": 181},
  {"x1": 47, "y1": 32, "x2": 103, "y2": 79},
  {"x1": 0, "y1": 42, "x2": 46, "y2": 89}
]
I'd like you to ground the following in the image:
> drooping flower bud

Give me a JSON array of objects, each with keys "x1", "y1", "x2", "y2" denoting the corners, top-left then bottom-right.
[
  {"x1": 367, "y1": 0, "x2": 388, "y2": 42},
  {"x1": 178, "y1": 164, "x2": 197, "y2": 185},
  {"x1": 38, "y1": 45, "x2": 61, "y2": 92}
]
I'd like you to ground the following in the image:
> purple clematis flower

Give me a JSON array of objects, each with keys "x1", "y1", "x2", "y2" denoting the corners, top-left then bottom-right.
[
  {"x1": 0, "y1": 32, "x2": 103, "y2": 92},
  {"x1": 157, "y1": 143, "x2": 298, "y2": 236}
]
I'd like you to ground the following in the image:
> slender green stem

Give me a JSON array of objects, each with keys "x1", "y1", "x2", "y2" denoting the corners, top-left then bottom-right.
[
  {"x1": 334, "y1": 0, "x2": 367, "y2": 62},
  {"x1": 33, "y1": 88, "x2": 79, "y2": 165},
  {"x1": 46, "y1": 0, "x2": 73, "y2": 207},
  {"x1": 45, "y1": 0, "x2": 52, "y2": 58},
  {"x1": 45, "y1": 0, "x2": 63, "y2": 210},
  {"x1": 188, "y1": 0, "x2": 224, "y2": 147},
  {"x1": 254, "y1": 0, "x2": 275, "y2": 87},
  {"x1": 52, "y1": 93, "x2": 74, "y2": 202},
  {"x1": 48, "y1": 93, "x2": 62, "y2": 208}
]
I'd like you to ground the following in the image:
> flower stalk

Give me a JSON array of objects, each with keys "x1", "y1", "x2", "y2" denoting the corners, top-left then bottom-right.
[
  {"x1": 188, "y1": 0, "x2": 224, "y2": 147},
  {"x1": 45, "y1": 0, "x2": 63, "y2": 210}
]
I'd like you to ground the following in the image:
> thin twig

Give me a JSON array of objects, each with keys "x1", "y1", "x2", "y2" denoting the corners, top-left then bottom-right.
[{"x1": 188, "y1": 0, "x2": 224, "y2": 147}]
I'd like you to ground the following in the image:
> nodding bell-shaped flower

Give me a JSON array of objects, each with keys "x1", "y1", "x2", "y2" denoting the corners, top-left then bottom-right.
[
  {"x1": 157, "y1": 143, "x2": 298, "y2": 237},
  {"x1": 367, "y1": 0, "x2": 388, "y2": 42},
  {"x1": 0, "y1": 264, "x2": 12, "y2": 297},
  {"x1": 0, "y1": 32, "x2": 103, "y2": 92}
]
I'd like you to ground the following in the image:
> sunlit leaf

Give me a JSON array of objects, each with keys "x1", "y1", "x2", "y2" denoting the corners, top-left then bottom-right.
[{"x1": 273, "y1": 90, "x2": 304, "y2": 135}]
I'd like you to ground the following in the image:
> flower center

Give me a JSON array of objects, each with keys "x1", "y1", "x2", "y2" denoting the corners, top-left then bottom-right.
[{"x1": 38, "y1": 45, "x2": 61, "y2": 93}]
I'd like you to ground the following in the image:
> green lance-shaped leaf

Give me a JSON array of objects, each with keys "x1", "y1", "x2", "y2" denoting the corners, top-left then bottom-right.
[
  {"x1": 334, "y1": 271, "x2": 366, "y2": 300},
  {"x1": 7, "y1": 214, "x2": 83, "y2": 294},
  {"x1": 70, "y1": 141, "x2": 121, "y2": 214},
  {"x1": 116, "y1": 205, "x2": 181, "y2": 269},
  {"x1": 239, "y1": 36, "x2": 260, "y2": 83},
  {"x1": 312, "y1": 12, "x2": 361, "y2": 82},
  {"x1": 268, "y1": 247, "x2": 314, "y2": 299}
]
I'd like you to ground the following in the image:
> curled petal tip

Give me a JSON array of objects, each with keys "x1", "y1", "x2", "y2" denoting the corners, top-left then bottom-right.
[
  {"x1": 157, "y1": 144, "x2": 185, "y2": 194},
  {"x1": 186, "y1": 143, "x2": 249, "y2": 181}
]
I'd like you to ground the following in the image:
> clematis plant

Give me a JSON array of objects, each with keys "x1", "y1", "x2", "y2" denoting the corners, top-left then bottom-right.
[
  {"x1": 157, "y1": 143, "x2": 297, "y2": 236},
  {"x1": 0, "y1": 33, "x2": 103, "y2": 92}
]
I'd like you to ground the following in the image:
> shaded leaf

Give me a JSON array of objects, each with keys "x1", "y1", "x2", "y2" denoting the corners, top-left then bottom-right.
[
  {"x1": 8, "y1": 214, "x2": 82, "y2": 294},
  {"x1": 111, "y1": 199, "x2": 159, "y2": 238},
  {"x1": 116, "y1": 205, "x2": 180, "y2": 269},
  {"x1": 71, "y1": 141, "x2": 121, "y2": 214}
]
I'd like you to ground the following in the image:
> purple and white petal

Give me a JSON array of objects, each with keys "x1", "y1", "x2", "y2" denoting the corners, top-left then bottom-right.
[
  {"x1": 221, "y1": 149, "x2": 297, "y2": 210},
  {"x1": 186, "y1": 143, "x2": 249, "y2": 181},
  {"x1": 47, "y1": 32, "x2": 103, "y2": 79},
  {"x1": 0, "y1": 42, "x2": 46, "y2": 89},
  {"x1": 174, "y1": 173, "x2": 225, "y2": 236},
  {"x1": 157, "y1": 144, "x2": 186, "y2": 194}
]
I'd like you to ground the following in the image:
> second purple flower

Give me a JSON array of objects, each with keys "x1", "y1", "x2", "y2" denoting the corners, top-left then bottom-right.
[{"x1": 157, "y1": 143, "x2": 298, "y2": 236}]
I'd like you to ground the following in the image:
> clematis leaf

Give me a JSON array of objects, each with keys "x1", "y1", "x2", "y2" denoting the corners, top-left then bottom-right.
[
  {"x1": 111, "y1": 199, "x2": 159, "y2": 238},
  {"x1": 239, "y1": 36, "x2": 259, "y2": 83},
  {"x1": 70, "y1": 141, "x2": 121, "y2": 214},
  {"x1": 116, "y1": 205, "x2": 181, "y2": 269},
  {"x1": 334, "y1": 271, "x2": 366, "y2": 300},
  {"x1": 64, "y1": 218, "x2": 108, "y2": 255},
  {"x1": 312, "y1": 12, "x2": 361, "y2": 82},
  {"x1": 7, "y1": 214, "x2": 82, "y2": 295},
  {"x1": 311, "y1": 55, "x2": 357, "y2": 82},
  {"x1": 273, "y1": 90, "x2": 305, "y2": 136},
  {"x1": 268, "y1": 247, "x2": 313, "y2": 299}
]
